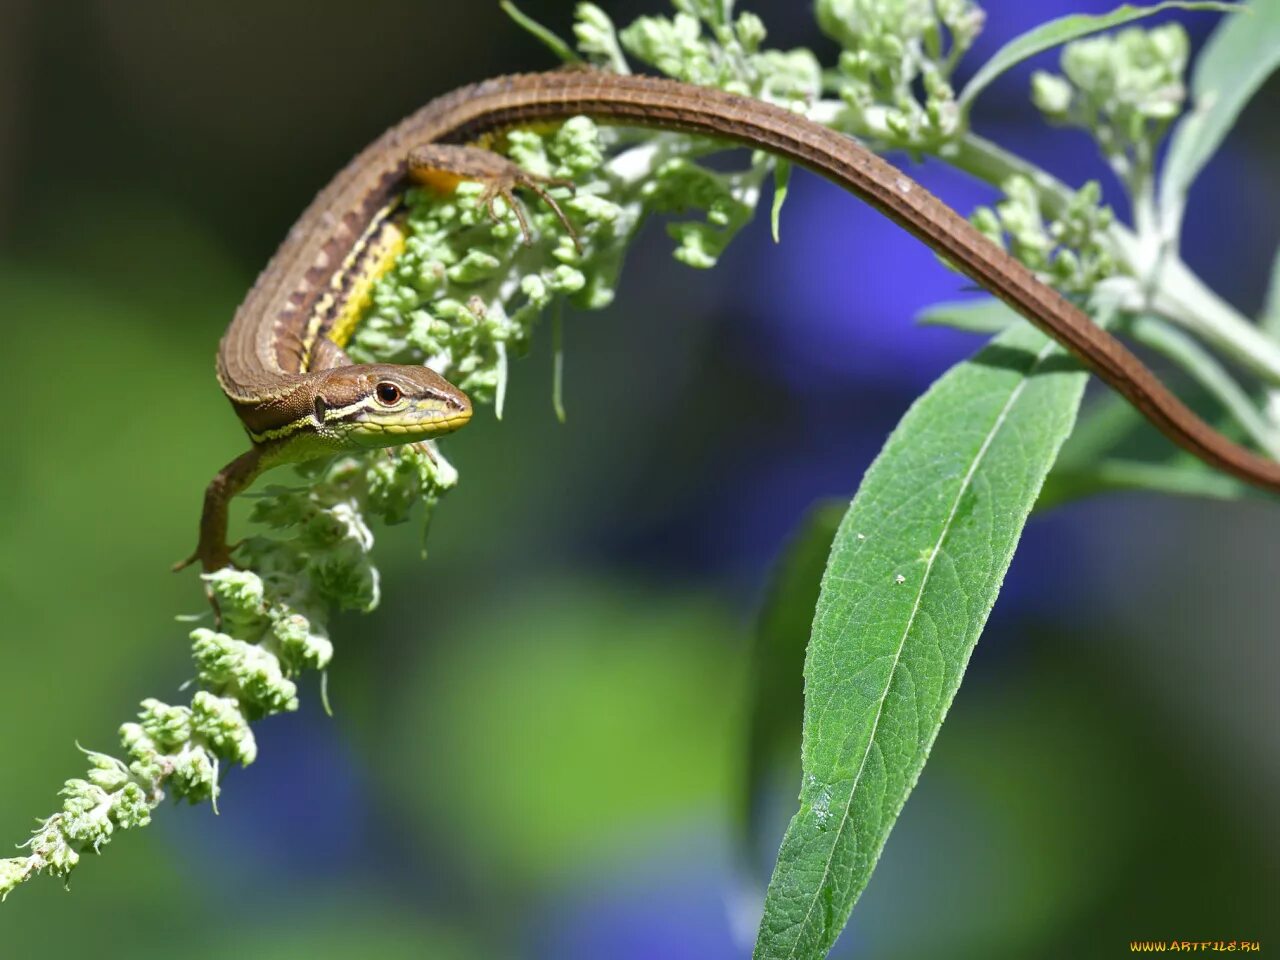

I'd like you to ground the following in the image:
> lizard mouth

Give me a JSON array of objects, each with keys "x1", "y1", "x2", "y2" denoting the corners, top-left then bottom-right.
[{"x1": 353, "y1": 408, "x2": 473, "y2": 441}]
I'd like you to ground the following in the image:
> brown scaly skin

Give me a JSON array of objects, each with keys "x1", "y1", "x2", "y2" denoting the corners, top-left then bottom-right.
[{"x1": 189, "y1": 71, "x2": 1280, "y2": 577}]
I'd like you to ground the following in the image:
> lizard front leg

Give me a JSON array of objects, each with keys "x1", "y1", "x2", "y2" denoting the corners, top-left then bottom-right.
[
  {"x1": 407, "y1": 143, "x2": 580, "y2": 251},
  {"x1": 174, "y1": 446, "x2": 266, "y2": 574}
]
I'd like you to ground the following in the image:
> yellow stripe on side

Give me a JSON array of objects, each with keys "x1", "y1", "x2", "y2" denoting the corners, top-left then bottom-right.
[
  {"x1": 326, "y1": 215, "x2": 407, "y2": 349},
  {"x1": 301, "y1": 201, "x2": 408, "y2": 369}
]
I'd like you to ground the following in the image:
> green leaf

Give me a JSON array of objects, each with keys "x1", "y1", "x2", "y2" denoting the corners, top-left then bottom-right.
[
  {"x1": 1038, "y1": 457, "x2": 1255, "y2": 509},
  {"x1": 753, "y1": 322, "x2": 1089, "y2": 960},
  {"x1": 771, "y1": 160, "x2": 792, "y2": 244},
  {"x1": 552, "y1": 302, "x2": 567, "y2": 423},
  {"x1": 1160, "y1": 2, "x2": 1280, "y2": 231},
  {"x1": 916, "y1": 297, "x2": 1021, "y2": 334},
  {"x1": 500, "y1": 1, "x2": 581, "y2": 64},
  {"x1": 958, "y1": 2, "x2": 1241, "y2": 111},
  {"x1": 739, "y1": 501, "x2": 845, "y2": 873}
]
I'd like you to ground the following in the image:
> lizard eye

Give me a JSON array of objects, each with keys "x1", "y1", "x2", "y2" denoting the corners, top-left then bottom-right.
[{"x1": 375, "y1": 382, "x2": 402, "y2": 406}]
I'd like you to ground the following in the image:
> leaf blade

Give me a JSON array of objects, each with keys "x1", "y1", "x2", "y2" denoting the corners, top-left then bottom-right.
[
  {"x1": 753, "y1": 323, "x2": 1089, "y2": 959},
  {"x1": 1037, "y1": 456, "x2": 1256, "y2": 510},
  {"x1": 958, "y1": 2, "x2": 1241, "y2": 111},
  {"x1": 916, "y1": 297, "x2": 1021, "y2": 335},
  {"x1": 772, "y1": 160, "x2": 792, "y2": 244}
]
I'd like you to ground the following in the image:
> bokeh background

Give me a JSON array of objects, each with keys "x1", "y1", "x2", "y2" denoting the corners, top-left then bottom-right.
[{"x1": 1, "y1": 1, "x2": 1276, "y2": 957}]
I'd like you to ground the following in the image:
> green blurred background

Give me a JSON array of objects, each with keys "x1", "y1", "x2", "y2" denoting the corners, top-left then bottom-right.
[{"x1": 0, "y1": 1, "x2": 1276, "y2": 957}]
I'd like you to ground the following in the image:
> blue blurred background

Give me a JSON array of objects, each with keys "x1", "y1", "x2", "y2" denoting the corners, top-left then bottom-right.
[{"x1": 0, "y1": 1, "x2": 1276, "y2": 956}]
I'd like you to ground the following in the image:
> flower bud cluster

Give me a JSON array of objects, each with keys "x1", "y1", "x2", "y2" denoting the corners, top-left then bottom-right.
[
  {"x1": 4, "y1": 749, "x2": 156, "y2": 899},
  {"x1": 7, "y1": 545, "x2": 356, "y2": 895},
  {"x1": 617, "y1": 2, "x2": 821, "y2": 109},
  {"x1": 1032, "y1": 24, "x2": 1188, "y2": 183},
  {"x1": 818, "y1": 0, "x2": 984, "y2": 150},
  {"x1": 972, "y1": 176, "x2": 1117, "y2": 295}
]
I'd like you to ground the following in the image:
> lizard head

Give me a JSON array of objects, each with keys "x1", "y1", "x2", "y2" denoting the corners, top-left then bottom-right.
[{"x1": 311, "y1": 364, "x2": 472, "y2": 448}]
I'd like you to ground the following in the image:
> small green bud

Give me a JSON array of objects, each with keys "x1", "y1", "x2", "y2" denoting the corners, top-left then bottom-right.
[
  {"x1": 30, "y1": 821, "x2": 79, "y2": 877},
  {"x1": 878, "y1": 33, "x2": 905, "y2": 62},
  {"x1": 83, "y1": 750, "x2": 131, "y2": 792},
  {"x1": 204, "y1": 569, "x2": 267, "y2": 625},
  {"x1": 885, "y1": 109, "x2": 914, "y2": 141},
  {"x1": 753, "y1": 49, "x2": 824, "y2": 107},
  {"x1": 838, "y1": 48, "x2": 871, "y2": 82},
  {"x1": 670, "y1": 222, "x2": 722, "y2": 269},
  {"x1": 575, "y1": 3, "x2": 624, "y2": 68},
  {"x1": 127, "y1": 757, "x2": 163, "y2": 786},
  {"x1": 1031, "y1": 71, "x2": 1073, "y2": 118},
  {"x1": 170, "y1": 745, "x2": 218, "y2": 804},
  {"x1": 447, "y1": 250, "x2": 504, "y2": 284},
  {"x1": 574, "y1": 2, "x2": 612, "y2": 30},
  {"x1": 567, "y1": 193, "x2": 623, "y2": 225},
  {"x1": 552, "y1": 117, "x2": 605, "y2": 175},
  {"x1": 671, "y1": 0, "x2": 722, "y2": 21},
  {"x1": 925, "y1": 95, "x2": 957, "y2": 140},
  {"x1": 109, "y1": 783, "x2": 152, "y2": 830},
  {"x1": 521, "y1": 274, "x2": 550, "y2": 308},
  {"x1": 1052, "y1": 248, "x2": 1081, "y2": 284},
  {"x1": 138, "y1": 699, "x2": 193, "y2": 751},
  {"x1": 735, "y1": 12, "x2": 766, "y2": 52},
  {"x1": 1149, "y1": 22, "x2": 1188, "y2": 72},
  {"x1": 191, "y1": 692, "x2": 257, "y2": 766},
  {"x1": 119, "y1": 722, "x2": 159, "y2": 763},
  {"x1": 60, "y1": 780, "x2": 114, "y2": 850},
  {"x1": 191, "y1": 629, "x2": 299, "y2": 716},
  {"x1": 971, "y1": 206, "x2": 1003, "y2": 245},
  {"x1": 271, "y1": 608, "x2": 333, "y2": 672},
  {"x1": 921, "y1": 65, "x2": 952, "y2": 102},
  {"x1": 550, "y1": 265, "x2": 587, "y2": 294},
  {"x1": 943, "y1": 2, "x2": 985, "y2": 50},
  {"x1": 505, "y1": 129, "x2": 551, "y2": 177},
  {"x1": 190, "y1": 628, "x2": 238, "y2": 687},
  {"x1": 119, "y1": 721, "x2": 165, "y2": 784},
  {"x1": 620, "y1": 13, "x2": 718, "y2": 85}
]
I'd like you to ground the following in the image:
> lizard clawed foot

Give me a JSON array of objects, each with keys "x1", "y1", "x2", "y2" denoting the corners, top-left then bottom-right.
[
  {"x1": 410, "y1": 440, "x2": 437, "y2": 464},
  {"x1": 384, "y1": 441, "x2": 437, "y2": 465},
  {"x1": 407, "y1": 144, "x2": 583, "y2": 253},
  {"x1": 381, "y1": 445, "x2": 437, "y2": 468},
  {"x1": 479, "y1": 171, "x2": 582, "y2": 254}
]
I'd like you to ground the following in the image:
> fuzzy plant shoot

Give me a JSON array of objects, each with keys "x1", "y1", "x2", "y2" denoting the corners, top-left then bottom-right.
[{"x1": 4, "y1": 5, "x2": 1276, "y2": 960}]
